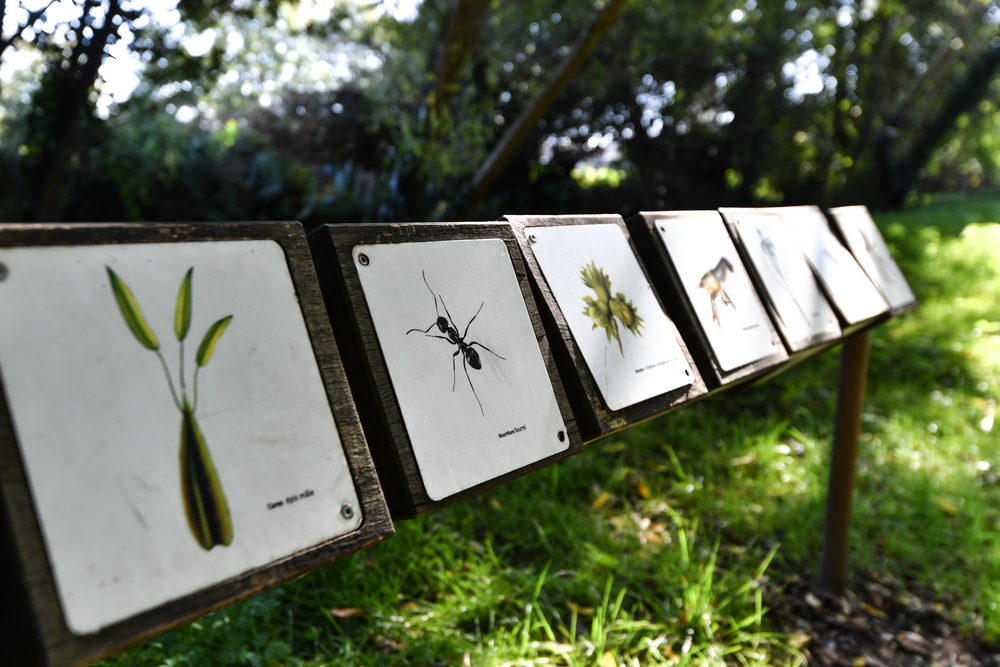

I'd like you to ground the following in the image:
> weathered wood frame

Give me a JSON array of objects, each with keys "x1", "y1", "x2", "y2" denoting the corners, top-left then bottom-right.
[
  {"x1": 0, "y1": 222, "x2": 394, "y2": 667},
  {"x1": 505, "y1": 214, "x2": 707, "y2": 442},
  {"x1": 626, "y1": 211, "x2": 789, "y2": 391},
  {"x1": 308, "y1": 223, "x2": 583, "y2": 521}
]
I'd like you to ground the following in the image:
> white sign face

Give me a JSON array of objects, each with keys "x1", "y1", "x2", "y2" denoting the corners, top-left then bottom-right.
[
  {"x1": 780, "y1": 207, "x2": 888, "y2": 324},
  {"x1": 0, "y1": 241, "x2": 361, "y2": 635},
  {"x1": 353, "y1": 239, "x2": 568, "y2": 502},
  {"x1": 830, "y1": 206, "x2": 916, "y2": 310},
  {"x1": 655, "y1": 214, "x2": 783, "y2": 372},
  {"x1": 527, "y1": 224, "x2": 693, "y2": 411},
  {"x1": 731, "y1": 212, "x2": 841, "y2": 343}
]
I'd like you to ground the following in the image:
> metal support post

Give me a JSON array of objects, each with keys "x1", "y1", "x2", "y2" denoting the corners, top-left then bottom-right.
[{"x1": 819, "y1": 329, "x2": 871, "y2": 593}]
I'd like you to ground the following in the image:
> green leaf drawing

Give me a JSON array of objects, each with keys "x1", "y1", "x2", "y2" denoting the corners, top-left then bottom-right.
[
  {"x1": 196, "y1": 315, "x2": 233, "y2": 367},
  {"x1": 580, "y1": 261, "x2": 642, "y2": 357},
  {"x1": 180, "y1": 398, "x2": 233, "y2": 550},
  {"x1": 175, "y1": 268, "x2": 193, "y2": 341},
  {"x1": 107, "y1": 266, "x2": 160, "y2": 351}
]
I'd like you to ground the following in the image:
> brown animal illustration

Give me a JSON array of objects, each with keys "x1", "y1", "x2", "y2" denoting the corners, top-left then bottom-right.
[{"x1": 699, "y1": 257, "x2": 737, "y2": 326}]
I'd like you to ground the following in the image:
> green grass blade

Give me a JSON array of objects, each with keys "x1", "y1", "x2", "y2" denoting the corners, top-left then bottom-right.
[
  {"x1": 180, "y1": 401, "x2": 233, "y2": 549},
  {"x1": 196, "y1": 315, "x2": 233, "y2": 367},
  {"x1": 175, "y1": 268, "x2": 193, "y2": 341},
  {"x1": 106, "y1": 266, "x2": 159, "y2": 351}
]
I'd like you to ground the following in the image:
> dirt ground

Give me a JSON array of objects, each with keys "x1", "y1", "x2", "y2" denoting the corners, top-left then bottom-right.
[{"x1": 769, "y1": 572, "x2": 1000, "y2": 666}]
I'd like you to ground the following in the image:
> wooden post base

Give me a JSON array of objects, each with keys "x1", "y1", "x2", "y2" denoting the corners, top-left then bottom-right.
[{"x1": 819, "y1": 329, "x2": 872, "y2": 593}]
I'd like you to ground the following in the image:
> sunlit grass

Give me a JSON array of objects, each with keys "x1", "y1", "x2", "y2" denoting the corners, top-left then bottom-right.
[{"x1": 96, "y1": 191, "x2": 1000, "y2": 665}]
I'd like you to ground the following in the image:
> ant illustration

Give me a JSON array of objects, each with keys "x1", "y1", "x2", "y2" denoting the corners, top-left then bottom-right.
[{"x1": 406, "y1": 271, "x2": 505, "y2": 415}]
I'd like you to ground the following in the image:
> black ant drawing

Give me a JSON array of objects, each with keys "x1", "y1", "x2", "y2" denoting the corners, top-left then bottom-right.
[{"x1": 406, "y1": 271, "x2": 505, "y2": 415}]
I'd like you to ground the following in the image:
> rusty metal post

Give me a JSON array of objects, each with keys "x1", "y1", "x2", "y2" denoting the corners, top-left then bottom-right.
[{"x1": 819, "y1": 329, "x2": 872, "y2": 593}]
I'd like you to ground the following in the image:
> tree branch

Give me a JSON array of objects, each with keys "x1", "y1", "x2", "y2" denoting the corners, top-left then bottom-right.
[
  {"x1": 877, "y1": 37, "x2": 1000, "y2": 207},
  {"x1": 430, "y1": 0, "x2": 490, "y2": 119},
  {"x1": 449, "y1": 0, "x2": 628, "y2": 219}
]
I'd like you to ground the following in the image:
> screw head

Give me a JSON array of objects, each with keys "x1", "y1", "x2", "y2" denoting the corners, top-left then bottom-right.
[
  {"x1": 528, "y1": 234, "x2": 537, "y2": 244},
  {"x1": 340, "y1": 503, "x2": 355, "y2": 520},
  {"x1": 0, "y1": 262, "x2": 7, "y2": 281},
  {"x1": 358, "y1": 253, "x2": 370, "y2": 266},
  {"x1": 557, "y1": 430, "x2": 565, "y2": 443}
]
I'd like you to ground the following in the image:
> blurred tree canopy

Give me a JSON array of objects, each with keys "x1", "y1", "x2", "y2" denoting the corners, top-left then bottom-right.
[{"x1": 1, "y1": 0, "x2": 999, "y2": 223}]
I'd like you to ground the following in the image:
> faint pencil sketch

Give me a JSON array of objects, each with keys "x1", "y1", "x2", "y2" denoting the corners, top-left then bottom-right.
[
  {"x1": 860, "y1": 227, "x2": 897, "y2": 288},
  {"x1": 755, "y1": 227, "x2": 809, "y2": 326}
]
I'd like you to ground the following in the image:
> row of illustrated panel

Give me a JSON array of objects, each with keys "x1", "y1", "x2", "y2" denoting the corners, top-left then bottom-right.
[{"x1": 0, "y1": 205, "x2": 914, "y2": 666}]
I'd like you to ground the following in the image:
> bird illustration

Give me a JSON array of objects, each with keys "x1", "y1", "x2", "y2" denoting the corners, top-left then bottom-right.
[{"x1": 698, "y1": 257, "x2": 737, "y2": 327}]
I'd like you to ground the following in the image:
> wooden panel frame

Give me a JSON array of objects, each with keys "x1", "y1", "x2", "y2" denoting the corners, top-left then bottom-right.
[
  {"x1": 718, "y1": 207, "x2": 849, "y2": 348},
  {"x1": 308, "y1": 223, "x2": 582, "y2": 521},
  {"x1": 505, "y1": 214, "x2": 707, "y2": 442},
  {"x1": 827, "y1": 205, "x2": 918, "y2": 318},
  {"x1": 626, "y1": 211, "x2": 789, "y2": 391},
  {"x1": 0, "y1": 222, "x2": 394, "y2": 667}
]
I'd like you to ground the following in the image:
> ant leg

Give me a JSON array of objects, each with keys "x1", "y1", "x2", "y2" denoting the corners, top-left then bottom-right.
[
  {"x1": 468, "y1": 341, "x2": 505, "y2": 360},
  {"x1": 463, "y1": 353, "x2": 484, "y2": 416},
  {"x1": 440, "y1": 296, "x2": 461, "y2": 333},
  {"x1": 452, "y1": 350, "x2": 460, "y2": 391},
  {"x1": 461, "y1": 302, "x2": 485, "y2": 339},
  {"x1": 421, "y1": 270, "x2": 441, "y2": 319},
  {"x1": 406, "y1": 321, "x2": 441, "y2": 335},
  {"x1": 421, "y1": 334, "x2": 455, "y2": 344}
]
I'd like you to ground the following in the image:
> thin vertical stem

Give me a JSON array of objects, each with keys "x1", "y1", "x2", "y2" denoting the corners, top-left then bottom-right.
[
  {"x1": 179, "y1": 340, "x2": 186, "y2": 395},
  {"x1": 155, "y1": 349, "x2": 182, "y2": 412},
  {"x1": 192, "y1": 366, "x2": 200, "y2": 414}
]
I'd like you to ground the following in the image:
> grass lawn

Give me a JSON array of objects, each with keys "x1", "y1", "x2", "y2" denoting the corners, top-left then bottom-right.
[{"x1": 95, "y1": 191, "x2": 1000, "y2": 666}]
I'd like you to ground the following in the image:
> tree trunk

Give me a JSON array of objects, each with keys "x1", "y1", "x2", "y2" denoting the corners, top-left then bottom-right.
[
  {"x1": 876, "y1": 39, "x2": 1000, "y2": 209},
  {"x1": 26, "y1": 0, "x2": 123, "y2": 221}
]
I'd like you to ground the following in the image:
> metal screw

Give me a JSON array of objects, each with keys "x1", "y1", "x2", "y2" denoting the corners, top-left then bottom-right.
[
  {"x1": 528, "y1": 234, "x2": 537, "y2": 244},
  {"x1": 340, "y1": 503, "x2": 355, "y2": 520},
  {"x1": 684, "y1": 369, "x2": 691, "y2": 377},
  {"x1": 557, "y1": 430, "x2": 565, "y2": 442},
  {"x1": 0, "y1": 262, "x2": 7, "y2": 281},
  {"x1": 357, "y1": 253, "x2": 370, "y2": 266}
]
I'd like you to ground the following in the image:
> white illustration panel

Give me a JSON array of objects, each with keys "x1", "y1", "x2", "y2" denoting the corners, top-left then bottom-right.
[
  {"x1": 656, "y1": 214, "x2": 783, "y2": 371},
  {"x1": 0, "y1": 241, "x2": 361, "y2": 635},
  {"x1": 780, "y1": 207, "x2": 889, "y2": 324},
  {"x1": 528, "y1": 224, "x2": 693, "y2": 411},
  {"x1": 353, "y1": 239, "x2": 568, "y2": 502},
  {"x1": 731, "y1": 212, "x2": 841, "y2": 343},
  {"x1": 830, "y1": 206, "x2": 916, "y2": 310}
]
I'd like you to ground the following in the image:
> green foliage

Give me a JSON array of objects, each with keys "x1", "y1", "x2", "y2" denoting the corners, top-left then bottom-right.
[
  {"x1": 196, "y1": 316, "x2": 233, "y2": 368},
  {"x1": 175, "y1": 269, "x2": 194, "y2": 342},
  {"x1": 106, "y1": 267, "x2": 160, "y2": 352}
]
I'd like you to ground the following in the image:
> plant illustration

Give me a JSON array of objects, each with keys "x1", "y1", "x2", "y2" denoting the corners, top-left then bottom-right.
[
  {"x1": 581, "y1": 261, "x2": 643, "y2": 356},
  {"x1": 107, "y1": 266, "x2": 234, "y2": 551}
]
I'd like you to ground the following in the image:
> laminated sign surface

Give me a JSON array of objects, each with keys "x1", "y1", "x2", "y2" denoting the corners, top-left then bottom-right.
[
  {"x1": 527, "y1": 223, "x2": 693, "y2": 410},
  {"x1": 352, "y1": 238, "x2": 569, "y2": 501},
  {"x1": 0, "y1": 239, "x2": 363, "y2": 635}
]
